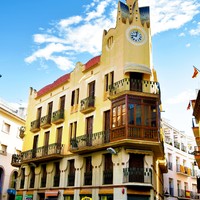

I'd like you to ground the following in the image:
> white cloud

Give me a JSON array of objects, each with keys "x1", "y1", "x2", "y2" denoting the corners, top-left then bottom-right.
[
  {"x1": 166, "y1": 90, "x2": 194, "y2": 105},
  {"x1": 186, "y1": 43, "x2": 191, "y2": 47},
  {"x1": 25, "y1": 0, "x2": 200, "y2": 71},
  {"x1": 179, "y1": 32, "x2": 185, "y2": 37},
  {"x1": 189, "y1": 22, "x2": 200, "y2": 35}
]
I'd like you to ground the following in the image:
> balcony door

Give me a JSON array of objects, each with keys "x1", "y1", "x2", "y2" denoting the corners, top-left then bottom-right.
[
  {"x1": 32, "y1": 135, "x2": 38, "y2": 158},
  {"x1": 130, "y1": 72, "x2": 142, "y2": 92},
  {"x1": 88, "y1": 81, "x2": 95, "y2": 106},
  {"x1": 86, "y1": 116, "x2": 93, "y2": 146},
  {"x1": 44, "y1": 131, "x2": 50, "y2": 155},
  {"x1": 104, "y1": 110, "x2": 110, "y2": 143},
  {"x1": 47, "y1": 102, "x2": 53, "y2": 122},
  {"x1": 129, "y1": 154, "x2": 144, "y2": 182}
]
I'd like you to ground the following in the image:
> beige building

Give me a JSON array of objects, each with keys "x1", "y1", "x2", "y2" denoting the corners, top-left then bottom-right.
[
  {"x1": 0, "y1": 98, "x2": 25, "y2": 200},
  {"x1": 12, "y1": 0, "x2": 167, "y2": 200},
  {"x1": 162, "y1": 119, "x2": 198, "y2": 200}
]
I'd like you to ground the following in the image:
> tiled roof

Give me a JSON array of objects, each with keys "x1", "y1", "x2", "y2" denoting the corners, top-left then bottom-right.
[
  {"x1": 84, "y1": 55, "x2": 101, "y2": 71},
  {"x1": 37, "y1": 73, "x2": 70, "y2": 97},
  {"x1": 36, "y1": 55, "x2": 100, "y2": 98}
]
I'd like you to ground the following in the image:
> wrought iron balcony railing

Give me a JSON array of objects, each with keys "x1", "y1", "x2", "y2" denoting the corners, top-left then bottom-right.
[
  {"x1": 11, "y1": 154, "x2": 22, "y2": 167},
  {"x1": 70, "y1": 130, "x2": 110, "y2": 149},
  {"x1": 123, "y1": 167, "x2": 152, "y2": 184},
  {"x1": 21, "y1": 143, "x2": 64, "y2": 163},
  {"x1": 80, "y1": 96, "x2": 95, "y2": 113},
  {"x1": 40, "y1": 114, "x2": 51, "y2": 128},
  {"x1": 109, "y1": 78, "x2": 160, "y2": 97},
  {"x1": 30, "y1": 119, "x2": 40, "y2": 132},
  {"x1": 51, "y1": 109, "x2": 64, "y2": 124}
]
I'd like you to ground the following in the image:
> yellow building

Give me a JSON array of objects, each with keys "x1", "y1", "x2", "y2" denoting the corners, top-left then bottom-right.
[
  {"x1": 12, "y1": 0, "x2": 167, "y2": 200},
  {"x1": 190, "y1": 89, "x2": 200, "y2": 193}
]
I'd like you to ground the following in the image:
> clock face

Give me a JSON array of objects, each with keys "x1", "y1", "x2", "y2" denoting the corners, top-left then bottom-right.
[
  {"x1": 126, "y1": 26, "x2": 147, "y2": 46},
  {"x1": 130, "y1": 30, "x2": 143, "y2": 42}
]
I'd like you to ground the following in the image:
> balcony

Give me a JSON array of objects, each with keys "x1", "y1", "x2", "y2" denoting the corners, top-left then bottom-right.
[
  {"x1": 165, "y1": 137, "x2": 172, "y2": 145},
  {"x1": 177, "y1": 189, "x2": 192, "y2": 198},
  {"x1": 40, "y1": 114, "x2": 51, "y2": 129},
  {"x1": 123, "y1": 167, "x2": 152, "y2": 186},
  {"x1": 176, "y1": 164, "x2": 190, "y2": 176},
  {"x1": 181, "y1": 143, "x2": 187, "y2": 152},
  {"x1": 21, "y1": 143, "x2": 64, "y2": 164},
  {"x1": 52, "y1": 109, "x2": 64, "y2": 124},
  {"x1": 111, "y1": 126, "x2": 159, "y2": 142},
  {"x1": 30, "y1": 119, "x2": 40, "y2": 132},
  {"x1": 70, "y1": 130, "x2": 110, "y2": 153},
  {"x1": 80, "y1": 96, "x2": 95, "y2": 114},
  {"x1": 174, "y1": 141, "x2": 180, "y2": 149},
  {"x1": 11, "y1": 154, "x2": 22, "y2": 167},
  {"x1": 108, "y1": 78, "x2": 160, "y2": 100},
  {"x1": 192, "y1": 118, "x2": 199, "y2": 137}
]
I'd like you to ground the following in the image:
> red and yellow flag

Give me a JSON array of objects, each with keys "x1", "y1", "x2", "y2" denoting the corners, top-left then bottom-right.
[{"x1": 192, "y1": 66, "x2": 199, "y2": 78}]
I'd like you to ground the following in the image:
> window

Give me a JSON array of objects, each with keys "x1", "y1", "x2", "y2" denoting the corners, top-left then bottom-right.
[
  {"x1": 104, "y1": 71, "x2": 114, "y2": 92},
  {"x1": 32, "y1": 135, "x2": 38, "y2": 158},
  {"x1": 103, "y1": 154, "x2": 113, "y2": 184},
  {"x1": 60, "y1": 95, "x2": 65, "y2": 110},
  {"x1": 10, "y1": 171, "x2": 18, "y2": 189},
  {"x1": 86, "y1": 116, "x2": 93, "y2": 146},
  {"x1": 84, "y1": 157, "x2": 92, "y2": 185},
  {"x1": 0, "y1": 144, "x2": 7, "y2": 155},
  {"x1": 128, "y1": 98, "x2": 157, "y2": 127},
  {"x1": 20, "y1": 168, "x2": 25, "y2": 189},
  {"x1": 71, "y1": 89, "x2": 79, "y2": 106},
  {"x1": 44, "y1": 131, "x2": 50, "y2": 155},
  {"x1": 112, "y1": 104, "x2": 126, "y2": 128},
  {"x1": 2, "y1": 122, "x2": 10, "y2": 133},
  {"x1": 169, "y1": 178, "x2": 174, "y2": 196},
  {"x1": 69, "y1": 122, "x2": 77, "y2": 140},
  {"x1": 41, "y1": 164, "x2": 47, "y2": 188},
  {"x1": 29, "y1": 167, "x2": 35, "y2": 188},
  {"x1": 168, "y1": 153, "x2": 173, "y2": 170},
  {"x1": 68, "y1": 160, "x2": 75, "y2": 186},
  {"x1": 88, "y1": 81, "x2": 95, "y2": 97},
  {"x1": 53, "y1": 162, "x2": 60, "y2": 187},
  {"x1": 57, "y1": 127, "x2": 63, "y2": 145}
]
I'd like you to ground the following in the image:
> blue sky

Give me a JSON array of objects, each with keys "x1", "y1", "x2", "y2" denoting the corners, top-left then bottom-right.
[{"x1": 0, "y1": 0, "x2": 200, "y2": 135}]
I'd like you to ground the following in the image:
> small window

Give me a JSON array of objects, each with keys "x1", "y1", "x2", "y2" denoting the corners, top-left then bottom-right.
[
  {"x1": 0, "y1": 144, "x2": 7, "y2": 155},
  {"x1": 2, "y1": 122, "x2": 10, "y2": 133}
]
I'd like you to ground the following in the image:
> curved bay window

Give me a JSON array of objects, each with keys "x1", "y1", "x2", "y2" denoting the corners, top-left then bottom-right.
[{"x1": 111, "y1": 95, "x2": 160, "y2": 141}]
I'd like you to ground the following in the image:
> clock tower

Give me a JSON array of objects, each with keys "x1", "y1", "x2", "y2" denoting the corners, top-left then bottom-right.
[{"x1": 101, "y1": 0, "x2": 155, "y2": 81}]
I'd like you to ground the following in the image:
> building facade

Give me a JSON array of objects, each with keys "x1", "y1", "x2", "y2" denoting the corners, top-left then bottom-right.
[
  {"x1": 0, "y1": 98, "x2": 25, "y2": 200},
  {"x1": 162, "y1": 119, "x2": 198, "y2": 200},
  {"x1": 12, "y1": 0, "x2": 167, "y2": 200},
  {"x1": 190, "y1": 89, "x2": 200, "y2": 194}
]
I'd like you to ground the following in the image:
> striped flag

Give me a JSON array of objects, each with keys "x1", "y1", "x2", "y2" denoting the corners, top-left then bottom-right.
[{"x1": 192, "y1": 66, "x2": 199, "y2": 78}]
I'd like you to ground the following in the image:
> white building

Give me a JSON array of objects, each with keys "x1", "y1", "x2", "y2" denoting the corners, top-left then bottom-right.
[
  {"x1": 162, "y1": 118, "x2": 198, "y2": 200},
  {"x1": 0, "y1": 98, "x2": 25, "y2": 200}
]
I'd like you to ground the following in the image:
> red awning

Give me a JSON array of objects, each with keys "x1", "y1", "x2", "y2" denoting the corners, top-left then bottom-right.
[{"x1": 45, "y1": 191, "x2": 59, "y2": 197}]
